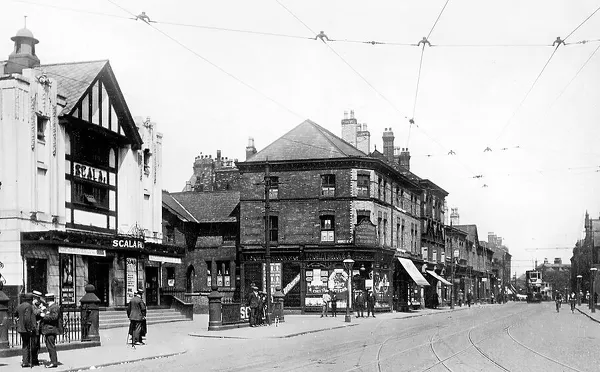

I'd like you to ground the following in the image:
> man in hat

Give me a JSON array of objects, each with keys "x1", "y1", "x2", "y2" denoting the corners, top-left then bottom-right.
[
  {"x1": 127, "y1": 289, "x2": 147, "y2": 345},
  {"x1": 40, "y1": 293, "x2": 61, "y2": 368},
  {"x1": 246, "y1": 284, "x2": 259, "y2": 327},
  {"x1": 14, "y1": 293, "x2": 36, "y2": 368},
  {"x1": 31, "y1": 290, "x2": 46, "y2": 366}
]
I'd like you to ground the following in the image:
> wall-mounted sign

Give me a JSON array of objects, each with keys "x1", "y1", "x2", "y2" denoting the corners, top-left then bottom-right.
[
  {"x1": 58, "y1": 246, "x2": 106, "y2": 257},
  {"x1": 148, "y1": 255, "x2": 182, "y2": 264},
  {"x1": 73, "y1": 162, "x2": 108, "y2": 184},
  {"x1": 113, "y1": 238, "x2": 144, "y2": 249},
  {"x1": 354, "y1": 220, "x2": 377, "y2": 246}
]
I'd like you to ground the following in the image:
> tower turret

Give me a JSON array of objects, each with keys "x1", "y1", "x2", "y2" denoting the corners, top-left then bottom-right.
[{"x1": 6, "y1": 25, "x2": 40, "y2": 74}]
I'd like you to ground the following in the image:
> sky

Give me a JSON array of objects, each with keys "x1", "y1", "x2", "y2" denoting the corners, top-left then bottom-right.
[{"x1": 2, "y1": 0, "x2": 599, "y2": 276}]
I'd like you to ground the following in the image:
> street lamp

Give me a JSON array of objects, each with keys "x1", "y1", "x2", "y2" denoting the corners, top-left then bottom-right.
[
  {"x1": 577, "y1": 275, "x2": 582, "y2": 306},
  {"x1": 591, "y1": 268, "x2": 597, "y2": 313},
  {"x1": 343, "y1": 257, "x2": 355, "y2": 323}
]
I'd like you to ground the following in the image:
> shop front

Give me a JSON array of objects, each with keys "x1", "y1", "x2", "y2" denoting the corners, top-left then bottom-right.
[{"x1": 394, "y1": 256, "x2": 429, "y2": 311}]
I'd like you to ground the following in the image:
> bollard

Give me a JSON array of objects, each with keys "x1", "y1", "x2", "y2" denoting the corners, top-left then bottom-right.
[
  {"x1": 0, "y1": 289, "x2": 8, "y2": 349},
  {"x1": 207, "y1": 284, "x2": 222, "y2": 331},
  {"x1": 79, "y1": 284, "x2": 101, "y2": 342},
  {"x1": 273, "y1": 286, "x2": 285, "y2": 323}
]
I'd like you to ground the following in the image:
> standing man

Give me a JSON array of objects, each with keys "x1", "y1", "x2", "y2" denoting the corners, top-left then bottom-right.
[
  {"x1": 366, "y1": 290, "x2": 376, "y2": 318},
  {"x1": 14, "y1": 293, "x2": 36, "y2": 368},
  {"x1": 127, "y1": 289, "x2": 147, "y2": 345},
  {"x1": 355, "y1": 290, "x2": 365, "y2": 318},
  {"x1": 247, "y1": 285, "x2": 259, "y2": 327},
  {"x1": 569, "y1": 292, "x2": 577, "y2": 313},
  {"x1": 330, "y1": 291, "x2": 338, "y2": 317},
  {"x1": 31, "y1": 290, "x2": 45, "y2": 366},
  {"x1": 321, "y1": 291, "x2": 331, "y2": 318},
  {"x1": 40, "y1": 293, "x2": 61, "y2": 368},
  {"x1": 466, "y1": 292, "x2": 472, "y2": 308}
]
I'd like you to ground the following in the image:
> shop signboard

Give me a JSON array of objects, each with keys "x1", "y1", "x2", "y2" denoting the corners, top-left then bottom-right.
[
  {"x1": 354, "y1": 220, "x2": 377, "y2": 246},
  {"x1": 126, "y1": 257, "x2": 138, "y2": 303}
]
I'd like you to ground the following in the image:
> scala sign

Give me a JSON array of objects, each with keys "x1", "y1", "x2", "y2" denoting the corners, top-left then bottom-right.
[
  {"x1": 112, "y1": 238, "x2": 144, "y2": 249},
  {"x1": 73, "y1": 162, "x2": 108, "y2": 184}
]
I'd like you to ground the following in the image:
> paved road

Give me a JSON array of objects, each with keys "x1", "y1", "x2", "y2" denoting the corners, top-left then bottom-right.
[{"x1": 99, "y1": 302, "x2": 600, "y2": 372}]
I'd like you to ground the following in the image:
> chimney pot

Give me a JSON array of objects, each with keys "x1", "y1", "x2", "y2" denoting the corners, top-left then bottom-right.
[{"x1": 344, "y1": 111, "x2": 348, "y2": 119}]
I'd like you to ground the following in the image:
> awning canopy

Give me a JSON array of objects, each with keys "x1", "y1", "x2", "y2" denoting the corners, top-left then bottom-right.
[
  {"x1": 398, "y1": 258, "x2": 430, "y2": 286},
  {"x1": 505, "y1": 287, "x2": 514, "y2": 295},
  {"x1": 427, "y1": 270, "x2": 452, "y2": 286}
]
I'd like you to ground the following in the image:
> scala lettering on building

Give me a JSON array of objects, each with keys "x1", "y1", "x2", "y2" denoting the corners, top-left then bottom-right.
[
  {"x1": 73, "y1": 162, "x2": 108, "y2": 184},
  {"x1": 112, "y1": 238, "x2": 144, "y2": 249}
]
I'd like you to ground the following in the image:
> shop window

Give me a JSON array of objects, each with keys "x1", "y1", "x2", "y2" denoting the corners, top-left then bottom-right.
[
  {"x1": 166, "y1": 267, "x2": 175, "y2": 287},
  {"x1": 357, "y1": 174, "x2": 370, "y2": 197},
  {"x1": 268, "y1": 176, "x2": 279, "y2": 199},
  {"x1": 268, "y1": 216, "x2": 278, "y2": 242},
  {"x1": 37, "y1": 116, "x2": 47, "y2": 141},
  {"x1": 320, "y1": 215, "x2": 335, "y2": 242},
  {"x1": 321, "y1": 174, "x2": 335, "y2": 197}
]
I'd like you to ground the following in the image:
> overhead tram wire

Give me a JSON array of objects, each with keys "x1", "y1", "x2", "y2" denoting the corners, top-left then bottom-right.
[
  {"x1": 494, "y1": 4, "x2": 600, "y2": 143},
  {"x1": 105, "y1": 0, "x2": 305, "y2": 122},
  {"x1": 8, "y1": 0, "x2": 131, "y2": 19},
  {"x1": 273, "y1": 0, "x2": 410, "y2": 120}
]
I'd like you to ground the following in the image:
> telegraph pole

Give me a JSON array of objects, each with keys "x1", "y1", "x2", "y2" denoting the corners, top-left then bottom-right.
[{"x1": 264, "y1": 160, "x2": 272, "y2": 324}]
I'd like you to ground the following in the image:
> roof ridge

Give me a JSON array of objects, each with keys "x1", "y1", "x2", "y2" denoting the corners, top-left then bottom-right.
[
  {"x1": 310, "y1": 120, "x2": 368, "y2": 157},
  {"x1": 310, "y1": 121, "x2": 352, "y2": 157},
  {"x1": 169, "y1": 194, "x2": 199, "y2": 223},
  {"x1": 39, "y1": 59, "x2": 108, "y2": 67}
]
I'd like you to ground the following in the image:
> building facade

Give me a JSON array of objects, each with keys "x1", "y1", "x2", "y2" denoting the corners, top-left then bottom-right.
[{"x1": 0, "y1": 28, "x2": 176, "y2": 307}]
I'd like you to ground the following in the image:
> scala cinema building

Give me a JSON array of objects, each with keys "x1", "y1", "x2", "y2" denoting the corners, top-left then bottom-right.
[{"x1": 0, "y1": 27, "x2": 177, "y2": 307}]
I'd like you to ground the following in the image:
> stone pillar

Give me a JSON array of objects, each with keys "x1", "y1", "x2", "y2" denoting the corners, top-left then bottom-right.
[
  {"x1": 80, "y1": 284, "x2": 101, "y2": 342},
  {"x1": 0, "y1": 289, "x2": 9, "y2": 349},
  {"x1": 272, "y1": 287, "x2": 285, "y2": 323},
  {"x1": 207, "y1": 284, "x2": 222, "y2": 331}
]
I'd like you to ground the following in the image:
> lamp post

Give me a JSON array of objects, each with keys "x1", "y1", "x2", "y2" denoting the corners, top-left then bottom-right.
[
  {"x1": 591, "y1": 268, "x2": 597, "y2": 313},
  {"x1": 343, "y1": 257, "x2": 355, "y2": 323},
  {"x1": 577, "y1": 275, "x2": 582, "y2": 306}
]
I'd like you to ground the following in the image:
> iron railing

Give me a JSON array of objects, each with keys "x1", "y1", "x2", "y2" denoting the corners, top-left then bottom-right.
[{"x1": 8, "y1": 305, "x2": 83, "y2": 348}]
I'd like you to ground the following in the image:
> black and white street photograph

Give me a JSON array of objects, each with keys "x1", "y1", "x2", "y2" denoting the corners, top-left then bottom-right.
[{"x1": 0, "y1": 0, "x2": 599, "y2": 371}]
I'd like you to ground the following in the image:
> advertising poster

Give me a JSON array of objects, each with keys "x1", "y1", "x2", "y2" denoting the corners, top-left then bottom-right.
[
  {"x1": 262, "y1": 263, "x2": 282, "y2": 294},
  {"x1": 126, "y1": 257, "x2": 138, "y2": 303},
  {"x1": 60, "y1": 254, "x2": 75, "y2": 306}
]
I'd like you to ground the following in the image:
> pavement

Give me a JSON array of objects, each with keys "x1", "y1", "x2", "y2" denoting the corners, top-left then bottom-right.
[
  {"x1": 0, "y1": 303, "x2": 485, "y2": 371},
  {"x1": 575, "y1": 302, "x2": 600, "y2": 323}
]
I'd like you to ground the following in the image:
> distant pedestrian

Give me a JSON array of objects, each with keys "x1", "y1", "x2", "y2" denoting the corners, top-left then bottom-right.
[
  {"x1": 569, "y1": 292, "x2": 576, "y2": 313},
  {"x1": 355, "y1": 291, "x2": 365, "y2": 318},
  {"x1": 127, "y1": 289, "x2": 147, "y2": 346},
  {"x1": 555, "y1": 293, "x2": 561, "y2": 313},
  {"x1": 257, "y1": 292, "x2": 266, "y2": 326},
  {"x1": 466, "y1": 292, "x2": 472, "y2": 308},
  {"x1": 40, "y1": 293, "x2": 62, "y2": 368},
  {"x1": 330, "y1": 292, "x2": 337, "y2": 317},
  {"x1": 321, "y1": 291, "x2": 331, "y2": 317},
  {"x1": 247, "y1": 285, "x2": 259, "y2": 327},
  {"x1": 14, "y1": 293, "x2": 36, "y2": 368},
  {"x1": 366, "y1": 290, "x2": 376, "y2": 318}
]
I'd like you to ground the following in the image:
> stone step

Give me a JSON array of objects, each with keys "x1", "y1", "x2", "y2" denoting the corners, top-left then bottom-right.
[
  {"x1": 99, "y1": 308, "x2": 190, "y2": 329},
  {"x1": 99, "y1": 317, "x2": 191, "y2": 330}
]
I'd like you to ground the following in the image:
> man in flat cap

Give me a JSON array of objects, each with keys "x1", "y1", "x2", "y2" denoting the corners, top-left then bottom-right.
[
  {"x1": 40, "y1": 293, "x2": 62, "y2": 368},
  {"x1": 246, "y1": 284, "x2": 260, "y2": 327},
  {"x1": 127, "y1": 289, "x2": 147, "y2": 346},
  {"x1": 14, "y1": 293, "x2": 36, "y2": 367}
]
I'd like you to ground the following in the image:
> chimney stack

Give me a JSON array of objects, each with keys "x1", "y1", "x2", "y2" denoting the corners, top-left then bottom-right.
[
  {"x1": 382, "y1": 128, "x2": 395, "y2": 163},
  {"x1": 450, "y1": 208, "x2": 460, "y2": 226},
  {"x1": 246, "y1": 137, "x2": 257, "y2": 160},
  {"x1": 398, "y1": 148, "x2": 411, "y2": 171}
]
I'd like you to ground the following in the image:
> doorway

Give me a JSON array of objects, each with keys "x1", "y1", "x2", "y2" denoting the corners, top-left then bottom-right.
[
  {"x1": 145, "y1": 267, "x2": 159, "y2": 306},
  {"x1": 27, "y1": 258, "x2": 47, "y2": 294},
  {"x1": 88, "y1": 260, "x2": 110, "y2": 307}
]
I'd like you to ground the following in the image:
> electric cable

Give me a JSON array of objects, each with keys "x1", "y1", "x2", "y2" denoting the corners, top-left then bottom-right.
[
  {"x1": 106, "y1": 0, "x2": 305, "y2": 121},
  {"x1": 8, "y1": 0, "x2": 130, "y2": 19}
]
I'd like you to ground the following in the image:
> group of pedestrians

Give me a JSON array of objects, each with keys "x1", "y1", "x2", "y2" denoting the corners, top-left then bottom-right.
[
  {"x1": 247, "y1": 284, "x2": 269, "y2": 327},
  {"x1": 320, "y1": 289, "x2": 377, "y2": 318},
  {"x1": 320, "y1": 291, "x2": 338, "y2": 317},
  {"x1": 14, "y1": 291, "x2": 62, "y2": 368}
]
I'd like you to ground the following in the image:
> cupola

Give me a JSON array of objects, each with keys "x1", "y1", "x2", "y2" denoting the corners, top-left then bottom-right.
[{"x1": 6, "y1": 25, "x2": 40, "y2": 74}]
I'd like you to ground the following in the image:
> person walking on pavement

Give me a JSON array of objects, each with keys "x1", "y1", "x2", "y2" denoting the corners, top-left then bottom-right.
[
  {"x1": 366, "y1": 290, "x2": 376, "y2": 318},
  {"x1": 330, "y1": 292, "x2": 337, "y2": 317},
  {"x1": 247, "y1": 285, "x2": 259, "y2": 327},
  {"x1": 321, "y1": 291, "x2": 331, "y2": 317},
  {"x1": 569, "y1": 292, "x2": 576, "y2": 313},
  {"x1": 14, "y1": 293, "x2": 36, "y2": 368},
  {"x1": 355, "y1": 290, "x2": 365, "y2": 318},
  {"x1": 466, "y1": 292, "x2": 472, "y2": 308},
  {"x1": 127, "y1": 289, "x2": 147, "y2": 346},
  {"x1": 40, "y1": 293, "x2": 62, "y2": 368},
  {"x1": 555, "y1": 292, "x2": 562, "y2": 313},
  {"x1": 257, "y1": 292, "x2": 265, "y2": 326}
]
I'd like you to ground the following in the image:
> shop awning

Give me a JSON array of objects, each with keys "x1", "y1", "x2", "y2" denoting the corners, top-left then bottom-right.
[
  {"x1": 398, "y1": 258, "x2": 430, "y2": 286},
  {"x1": 427, "y1": 270, "x2": 452, "y2": 286},
  {"x1": 506, "y1": 287, "x2": 514, "y2": 295}
]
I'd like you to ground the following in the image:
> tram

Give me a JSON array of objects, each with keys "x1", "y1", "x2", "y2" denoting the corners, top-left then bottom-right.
[{"x1": 525, "y1": 270, "x2": 543, "y2": 303}]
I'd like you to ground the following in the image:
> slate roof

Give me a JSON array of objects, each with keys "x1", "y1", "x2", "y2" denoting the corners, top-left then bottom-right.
[
  {"x1": 40, "y1": 60, "x2": 108, "y2": 116},
  {"x1": 454, "y1": 224, "x2": 479, "y2": 245},
  {"x1": 246, "y1": 119, "x2": 368, "y2": 162},
  {"x1": 162, "y1": 191, "x2": 198, "y2": 223},
  {"x1": 169, "y1": 191, "x2": 240, "y2": 223}
]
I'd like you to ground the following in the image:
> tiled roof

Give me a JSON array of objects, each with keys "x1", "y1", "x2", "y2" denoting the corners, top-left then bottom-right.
[
  {"x1": 40, "y1": 60, "x2": 108, "y2": 116},
  {"x1": 454, "y1": 224, "x2": 479, "y2": 244},
  {"x1": 246, "y1": 119, "x2": 368, "y2": 162},
  {"x1": 162, "y1": 191, "x2": 198, "y2": 223},
  {"x1": 170, "y1": 191, "x2": 240, "y2": 223}
]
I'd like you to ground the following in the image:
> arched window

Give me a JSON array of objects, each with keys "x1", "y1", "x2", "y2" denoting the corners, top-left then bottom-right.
[{"x1": 186, "y1": 265, "x2": 195, "y2": 293}]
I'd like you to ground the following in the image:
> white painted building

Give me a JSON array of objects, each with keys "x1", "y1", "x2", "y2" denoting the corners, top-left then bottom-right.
[{"x1": 0, "y1": 27, "x2": 174, "y2": 307}]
